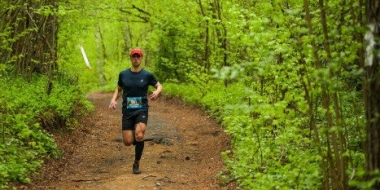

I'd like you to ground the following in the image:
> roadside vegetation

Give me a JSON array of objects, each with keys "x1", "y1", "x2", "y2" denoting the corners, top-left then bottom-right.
[{"x1": 0, "y1": 72, "x2": 93, "y2": 188}]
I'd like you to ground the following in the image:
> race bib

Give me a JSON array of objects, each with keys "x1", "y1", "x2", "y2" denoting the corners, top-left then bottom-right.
[{"x1": 126, "y1": 97, "x2": 143, "y2": 109}]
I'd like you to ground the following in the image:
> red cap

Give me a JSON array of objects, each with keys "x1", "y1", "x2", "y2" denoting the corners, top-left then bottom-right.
[{"x1": 130, "y1": 48, "x2": 143, "y2": 56}]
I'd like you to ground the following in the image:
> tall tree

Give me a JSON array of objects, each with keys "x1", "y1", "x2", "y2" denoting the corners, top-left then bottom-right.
[{"x1": 365, "y1": 0, "x2": 380, "y2": 188}]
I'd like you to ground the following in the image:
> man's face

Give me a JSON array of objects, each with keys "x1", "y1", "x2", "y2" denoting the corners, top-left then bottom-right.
[{"x1": 130, "y1": 54, "x2": 143, "y2": 67}]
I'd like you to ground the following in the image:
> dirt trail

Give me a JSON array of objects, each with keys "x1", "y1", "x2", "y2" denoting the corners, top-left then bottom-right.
[{"x1": 22, "y1": 92, "x2": 233, "y2": 190}]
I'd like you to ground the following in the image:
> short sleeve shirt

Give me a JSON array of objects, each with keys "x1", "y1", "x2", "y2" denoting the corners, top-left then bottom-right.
[{"x1": 118, "y1": 69, "x2": 158, "y2": 115}]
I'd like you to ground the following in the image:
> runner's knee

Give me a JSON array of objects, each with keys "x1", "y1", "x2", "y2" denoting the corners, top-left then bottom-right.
[
  {"x1": 123, "y1": 139, "x2": 133, "y2": 146},
  {"x1": 136, "y1": 122, "x2": 146, "y2": 130},
  {"x1": 135, "y1": 129, "x2": 144, "y2": 141},
  {"x1": 134, "y1": 122, "x2": 146, "y2": 142},
  {"x1": 122, "y1": 131, "x2": 134, "y2": 146},
  {"x1": 136, "y1": 133, "x2": 144, "y2": 141}
]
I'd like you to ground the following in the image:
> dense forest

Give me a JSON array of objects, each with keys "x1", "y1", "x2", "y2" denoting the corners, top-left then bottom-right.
[{"x1": 1, "y1": 0, "x2": 380, "y2": 189}]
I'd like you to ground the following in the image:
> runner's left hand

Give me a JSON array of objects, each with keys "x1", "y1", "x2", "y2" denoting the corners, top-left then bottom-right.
[{"x1": 149, "y1": 91, "x2": 159, "y2": 100}]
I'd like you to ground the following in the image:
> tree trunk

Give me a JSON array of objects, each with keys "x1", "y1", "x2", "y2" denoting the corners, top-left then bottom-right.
[
  {"x1": 365, "y1": 0, "x2": 380, "y2": 188},
  {"x1": 197, "y1": 0, "x2": 211, "y2": 71},
  {"x1": 95, "y1": 25, "x2": 106, "y2": 85},
  {"x1": 319, "y1": 0, "x2": 348, "y2": 188},
  {"x1": 1, "y1": 0, "x2": 58, "y2": 81}
]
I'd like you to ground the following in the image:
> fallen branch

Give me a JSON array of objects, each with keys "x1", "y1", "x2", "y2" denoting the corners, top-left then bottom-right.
[{"x1": 72, "y1": 178, "x2": 99, "y2": 182}]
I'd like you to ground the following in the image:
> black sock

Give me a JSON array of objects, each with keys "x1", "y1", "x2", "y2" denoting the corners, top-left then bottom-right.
[{"x1": 135, "y1": 141, "x2": 144, "y2": 161}]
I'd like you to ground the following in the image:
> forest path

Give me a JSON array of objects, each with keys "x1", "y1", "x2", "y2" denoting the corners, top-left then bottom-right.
[{"x1": 23, "y1": 92, "x2": 233, "y2": 190}]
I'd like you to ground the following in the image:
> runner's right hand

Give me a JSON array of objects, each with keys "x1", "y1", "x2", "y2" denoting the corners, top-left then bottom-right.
[{"x1": 109, "y1": 100, "x2": 117, "y2": 110}]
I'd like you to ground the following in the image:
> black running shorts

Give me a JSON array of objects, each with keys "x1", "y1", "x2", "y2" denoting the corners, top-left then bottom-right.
[{"x1": 122, "y1": 110, "x2": 148, "y2": 130}]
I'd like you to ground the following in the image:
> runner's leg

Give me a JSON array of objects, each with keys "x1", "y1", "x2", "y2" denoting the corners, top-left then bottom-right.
[
  {"x1": 133, "y1": 112, "x2": 148, "y2": 174},
  {"x1": 135, "y1": 122, "x2": 146, "y2": 141},
  {"x1": 122, "y1": 114, "x2": 135, "y2": 146},
  {"x1": 134, "y1": 122, "x2": 146, "y2": 161},
  {"x1": 122, "y1": 130, "x2": 134, "y2": 146}
]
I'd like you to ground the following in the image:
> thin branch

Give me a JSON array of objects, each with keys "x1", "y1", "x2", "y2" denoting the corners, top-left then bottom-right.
[
  {"x1": 24, "y1": 8, "x2": 54, "y2": 54},
  {"x1": 119, "y1": 8, "x2": 149, "y2": 23},
  {"x1": 131, "y1": 4, "x2": 151, "y2": 16}
]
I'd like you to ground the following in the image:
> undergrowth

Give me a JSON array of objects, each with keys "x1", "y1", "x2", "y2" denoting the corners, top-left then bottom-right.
[
  {"x1": 162, "y1": 81, "x2": 365, "y2": 189},
  {"x1": 0, "y1": 74, "x2": 93, "y2": 189}
]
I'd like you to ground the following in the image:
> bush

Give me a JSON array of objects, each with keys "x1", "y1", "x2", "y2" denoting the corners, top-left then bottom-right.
[
  {"x1": 163, "y1": 80, "x2": 364, "y2": 189},
  {"x1": 0, "y1": 74, "x2": 93, "y2": 188}
]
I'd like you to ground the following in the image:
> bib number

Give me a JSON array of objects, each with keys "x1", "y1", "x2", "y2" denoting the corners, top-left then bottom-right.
[{"x1": 127, "y1": 97, "x2": 143, "y2": 109}]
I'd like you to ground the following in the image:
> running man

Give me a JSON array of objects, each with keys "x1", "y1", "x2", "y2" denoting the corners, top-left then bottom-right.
[{"x1": 109, "y1": 48, "x2": 162, "y2": 174}]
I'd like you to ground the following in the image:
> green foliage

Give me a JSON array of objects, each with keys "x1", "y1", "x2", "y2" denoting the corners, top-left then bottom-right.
[
  {"x1": 0, "y1": 73, "x2": 93, "y2": 188},
  {"x1": 0, "y1": 1, "x2": 59, "y2": 79},
  {"x1": 57, "y1": 0, "x2": 367, "y2": 189},
  {"x1": 162, "y1": 83, "x2": 203, "y2": 105},
  {"x1": 57, "y1": 0, "x2": 157, "y2": 92},
  {"x1": 160, "y1": 1, "x2": 366, "y2": 187},
  {"x1": 350, "y1": 168, "x2": 380, "y2": 190},
  {"x1": 221, "y1": 90, "x2": 323, "y2": 189}
]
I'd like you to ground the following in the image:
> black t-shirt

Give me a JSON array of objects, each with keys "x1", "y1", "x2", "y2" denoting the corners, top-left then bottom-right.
[{"x1": 117, "y1": 69, "x2": 158, "y2": 115}]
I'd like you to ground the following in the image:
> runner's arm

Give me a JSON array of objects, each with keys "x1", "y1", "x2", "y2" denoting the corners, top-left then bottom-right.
[
  {"x1": 149, "y1": 82, "x2": 162, "y2": 101},
  {"x1": 109, "y1": 86, "x2": 122, "y2": 110}
]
